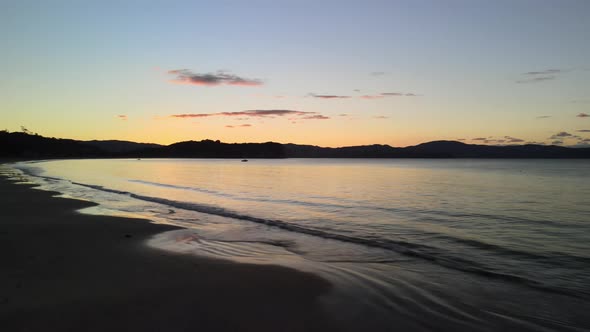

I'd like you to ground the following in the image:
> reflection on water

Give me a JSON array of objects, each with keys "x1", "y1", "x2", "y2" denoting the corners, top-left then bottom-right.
[{"x1": 11, "y1": 158, "x2": 590, "y2": 331}]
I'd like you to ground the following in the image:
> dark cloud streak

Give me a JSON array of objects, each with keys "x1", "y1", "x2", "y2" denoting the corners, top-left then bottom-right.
[
  {"x1": 171, "y1": 110, "x2": 314, "y2": 118},
  {"x1": 380, "y1": 92, "x2": 419, "y2": 97},
  {"x1": 524, "y1": 69, "x2": 561, "y2": 75},
  {"x1": 302, "y1": 115, "x2": 330, "y2": 120},
  {"x1": 226, "y1": 124, "x2": 252, "y2": 128},
  {"x1": 171, "y1": 110, "x2": 330, "y2": 121},
  {"x1": 516, "y1": 68, "x2": 566, "y2": 84},
  {"x1": 168, "y1": 69, "x2": 263, "y2": 86},
  {"x1": 310, "y1": 94, "x2": 351, "y2": 99},
  {"x1": 516, "y1": 76, "x2": 556, "y2": 84},
  {"x1": 549, "y1": 132, "x2": 573, "y2": 139}
]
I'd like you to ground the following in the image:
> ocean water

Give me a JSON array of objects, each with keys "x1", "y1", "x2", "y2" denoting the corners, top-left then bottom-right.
[{"x1": 10, "y1": 158, "x2": 590, "y2": 331}]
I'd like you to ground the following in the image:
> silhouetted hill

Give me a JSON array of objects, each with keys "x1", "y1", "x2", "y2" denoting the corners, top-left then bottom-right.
[
  {"x1": 285, "y1": 141, "x2": 590, "y2": 158},
  {"x1": 136, "y1": 140, "x2": 286, "y2": 158},
  {"x1": 403, "y1": 140, "x2": 590, "y2": 158},
  {"x1": 284, "y1": 144, "x2": 401, "y2": 157},
  {"x1": 82, "y1": 140, "x2": 163, "y2": 153},
  {"x1": 2, "y1": 131, "x2": 589, "y2": 159},
  {"x1": 0, "y1": 131, "x2": 105, "y2": 158}
]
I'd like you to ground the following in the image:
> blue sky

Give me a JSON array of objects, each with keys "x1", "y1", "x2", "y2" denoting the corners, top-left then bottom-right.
[{"x1": 1, "y1": 0, "x2": 589, "y2": 146}]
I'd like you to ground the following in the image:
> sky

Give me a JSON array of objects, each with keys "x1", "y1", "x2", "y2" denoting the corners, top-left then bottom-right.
[{"x1": 1, "y1": 0, "x2": 589, "y2": 147}]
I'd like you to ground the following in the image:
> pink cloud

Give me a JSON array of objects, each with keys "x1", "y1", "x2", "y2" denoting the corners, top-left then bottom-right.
[{"x1": 171, "y1": 110, "x2": 315, "y2": 118}]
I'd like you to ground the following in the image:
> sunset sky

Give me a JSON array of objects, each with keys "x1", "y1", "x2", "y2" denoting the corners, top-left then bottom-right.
[{"x1": 1, "y1": 0, "x2": 589, "y2": 147}]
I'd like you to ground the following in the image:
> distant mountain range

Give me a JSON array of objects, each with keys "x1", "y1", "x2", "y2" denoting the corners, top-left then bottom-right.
[{"x1": 1, "y1": 131, "x2": 589, "y2": 159}]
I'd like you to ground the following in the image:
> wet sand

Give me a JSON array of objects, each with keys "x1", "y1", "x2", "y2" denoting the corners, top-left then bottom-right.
[{"x1": 0, "y1": 173, "x2": 337, "y2": 331}]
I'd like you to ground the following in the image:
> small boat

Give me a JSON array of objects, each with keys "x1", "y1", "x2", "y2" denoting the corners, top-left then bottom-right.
[{"x1": 241, "y1": 159, "x2": 248, "y2": 162}]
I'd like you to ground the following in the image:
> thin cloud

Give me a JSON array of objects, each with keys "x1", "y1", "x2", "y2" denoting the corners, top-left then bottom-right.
[
  {"x1": 380, "y1": 92, "x2": 418, "y2": 97},
  {"x1": 171, "y1": 113, "x2": 214, "y2": 118},
  {"x1": 507, "y1": 138, "x2": 524, "y2": 143},
  {"x1": 360, "y1": 95, "x2": 385, "y2": 99},
  {"x1": 577, "y1": 129, "x2": 590, "y2": 132},
  {"x1": 310, "y1": 93, "x2": 351, "y2": 99},
  {"x1": 577, "y1": 113, "x2": 589, "y2": 118},
  {"x1": 226, "y1": 124, "x2": 252, "y2": 128},
  {"x1": 516, "y1": 68, "x2": 566, "y2": 84},
  {"x1": 549, "y1": 131, "x2": 573, "y2": 139},
  {"x1": 171, "y1": 110, "x2": 314, "y2": 118},
  {"x1": 168, "y1": 69, "x2": 263, "y2": 86},
  {"x1": 359, "y1": 92, "x2": 420, "y2": 99},
  {"x1": 536, "y1": 115, "x2": 551, "y2": 119},
  {"x1": 374, "y1": 116, "x2": 389, "y2": 119},
  {"x1": 524, "y1": 69, "x2": 561, "y2": 75},
  {"x1": 472, "y1": 138, "x2": 487, "y2": 141},
  {"x1": 302, "y1": 115, "x2": 330, "y2": 120},
  {"x1": 116, "y1": 115, "x2": 127, "y2": 120},
  {"x1": 551, "y1": 140, "x2": 563, "y2": 145},
  {"x1": 380, "y1": 92, "x2": 404, "y2": 96},
  {"x1": 504, "y1": 136, "x2": 524, "y2": 142},
  {"x1": 516, "y1": 76, "x2": 556, "y2": 84},
  {"x1": 311, "y1": 92, "x2": 420, "y2": 100},
  {"x1": 370, "y1": 71, "x2": 386, "y2": 76}
]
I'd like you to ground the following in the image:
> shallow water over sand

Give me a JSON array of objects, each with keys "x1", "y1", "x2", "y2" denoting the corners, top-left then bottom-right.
[{"x1": 13, "y1": 158, "x2": 590, "y2": 331}]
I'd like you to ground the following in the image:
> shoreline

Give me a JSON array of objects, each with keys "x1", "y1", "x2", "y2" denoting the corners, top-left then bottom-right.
[{"x1": 0, "y1": 170, "x2": 338, "y2": 331}]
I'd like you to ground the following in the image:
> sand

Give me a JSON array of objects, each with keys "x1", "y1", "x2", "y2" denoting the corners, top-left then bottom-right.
[{"x1": 0, "y1": 172, "x2": 337, "y2": 331}]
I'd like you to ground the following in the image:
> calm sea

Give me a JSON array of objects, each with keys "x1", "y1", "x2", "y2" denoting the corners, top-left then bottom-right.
[{"x1": 11, "y1": 159, "x2": 590, "y2": 331}]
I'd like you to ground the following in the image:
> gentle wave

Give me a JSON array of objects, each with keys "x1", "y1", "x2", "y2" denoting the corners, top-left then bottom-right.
[
  {"x1": 129, "y1": 179, "x2": 363, "y2": 210},
  {"x1": 130, "y1": 179, "x2": 581, "y2": 231},
  {"x1": 433, "y1": 234, "x2": 590, "y2": 265},
  {"x1": 28, "y1": 176, "x2": 585, "y2": 299}
]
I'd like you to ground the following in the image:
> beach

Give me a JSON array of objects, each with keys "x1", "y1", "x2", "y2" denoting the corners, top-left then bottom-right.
[
  {"x1": 0, "y1": 173, "x2": 337, "y2": 331},
  {"x1": 3, "y1": 159, "x2": 590, "y2": 332}
]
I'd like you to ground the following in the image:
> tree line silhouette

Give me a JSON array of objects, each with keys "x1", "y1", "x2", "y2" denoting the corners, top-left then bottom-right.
[{"x1": 1, "y1": 130, "x2": 589, "y2": 159}]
